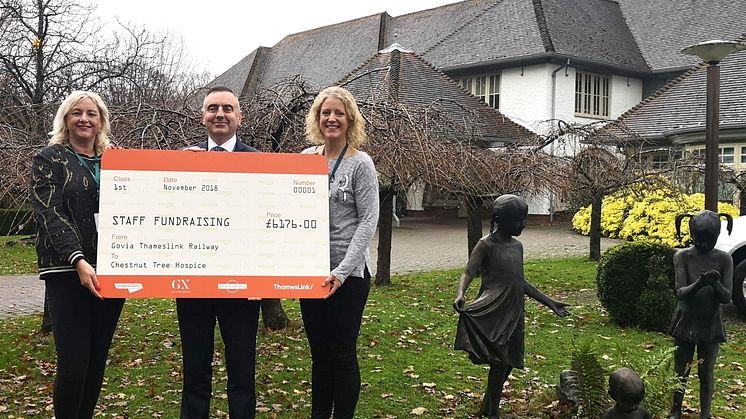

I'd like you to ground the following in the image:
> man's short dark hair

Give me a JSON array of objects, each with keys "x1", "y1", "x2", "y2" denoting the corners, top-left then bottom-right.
[
  {"x1": 202, "y1": 86, "x2": 239, "y2": 111},
  {"x1": 206, "y1": 86, "x2": 235, "y2": 96}
]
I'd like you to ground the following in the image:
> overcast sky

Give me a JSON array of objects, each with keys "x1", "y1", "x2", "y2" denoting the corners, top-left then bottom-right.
[{"x1": 94, "y1": 0, "x2": 460, "y2": 77}]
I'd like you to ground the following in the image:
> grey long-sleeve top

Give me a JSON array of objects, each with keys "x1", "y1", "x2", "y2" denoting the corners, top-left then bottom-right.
[{"x1": 303, "y1": 148, "x2": 380, "y2": 282}]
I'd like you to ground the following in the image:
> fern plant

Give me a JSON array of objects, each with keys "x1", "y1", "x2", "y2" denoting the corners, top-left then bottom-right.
[{"x1": 571, "y1": 341, "x2": 609, "y2": 419}]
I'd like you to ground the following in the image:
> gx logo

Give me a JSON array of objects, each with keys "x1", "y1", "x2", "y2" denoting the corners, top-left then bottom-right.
[{"x1": 171, "y1": 279, "x2": 191, "y2": 290}]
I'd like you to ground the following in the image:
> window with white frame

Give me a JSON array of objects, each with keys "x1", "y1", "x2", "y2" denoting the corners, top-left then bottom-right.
[
  {"x1": 689, "y1": 146, "x2": 736, "y2": 164},
  {"x1": 740, "y1": 146, "x2": 746, "y2": 164},
  {"x1": 458, "y1": 73, "x2": 500, "y2": 109},
  {"x1": 488, "y1": 74, "x2": 499, "y2": 108},
  {"x1": 474, "y1": 76, "x2": 486, "y2": 102},
  {"x1": 575, "y1": 71, "x2": 610, "y2": 118},
  {"x1": 651, "y1": 154, "x2": 669, "y2": 169},
  {"x1": 720, "y1": 146, "x2": 735, "y2": 164}
]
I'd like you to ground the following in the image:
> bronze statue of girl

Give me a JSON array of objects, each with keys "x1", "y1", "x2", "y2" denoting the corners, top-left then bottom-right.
[
  {"x1": 454, "y1": 194, "x2": 570, "y2": 418},
  {"x1": 670, "y1": 210, "x2": 733, "y2": 419}
]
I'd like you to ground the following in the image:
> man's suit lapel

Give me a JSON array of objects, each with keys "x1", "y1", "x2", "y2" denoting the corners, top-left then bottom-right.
[{"x1": 234, "y1": 139, "x2": 249, "y2": 152}]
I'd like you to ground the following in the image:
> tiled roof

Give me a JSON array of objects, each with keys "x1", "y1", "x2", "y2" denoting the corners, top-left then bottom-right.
[
  {"x1": 338, "y1": 46, "x2": 534, "y2": 144},
  {"x1": 423, "y1": 0, "x2": 648, "y2": 72},
  {"x1": 615, "y1": 47, "x2": 746, "y2": 140},
  {"x1": 617, "y1": 0, "x2": 746, "y2": 71},
  {"x1": 423, "y1": 0, "x2": 547, "y2": 69},
  {"x1": 386, "y1": 0, "x2": 490, "y2": 54},
  {"x1": 209, "y1": 0, "x2": 745, "y2": 97},
  {"x1": 253, "y1": 15, "x2": 382, "y2": 92},
  {"x1": 540, "y1": 0, "x2": 648, "y2": 71}
]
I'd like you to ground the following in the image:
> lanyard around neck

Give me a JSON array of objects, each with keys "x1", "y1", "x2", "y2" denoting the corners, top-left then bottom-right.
[
  {"x1": 67, "y1": 146, "x2": 100, "y2": 187},
  {"x1": 328, "y1": 143, "x2": 349, "y2": 186}
]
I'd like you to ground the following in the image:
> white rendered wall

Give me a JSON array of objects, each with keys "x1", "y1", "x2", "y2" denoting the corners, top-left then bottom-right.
[
  {"x1": 609, "y1": 74, "x2": 643, "y2": 120},
  {"x1": 498, "y1": 64, "x2": 643, "y2": 131},
  {"x1": 404, "y1": 181, "x2": 425, "y2": 211},
  {"x1": 499, "y1": 64, "x2": 554, "y2": 131},
  {"x1": 522, "y1": 191, "x2": 553, "y2": 215},
  {"x1": 450, "y1": 64, "x2": 644, "y2": 216}
]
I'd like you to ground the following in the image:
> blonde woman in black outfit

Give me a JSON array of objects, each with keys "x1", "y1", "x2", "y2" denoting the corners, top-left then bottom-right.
[{"x1": 31, "y1": 90, "x2": 124, "y2": 418}]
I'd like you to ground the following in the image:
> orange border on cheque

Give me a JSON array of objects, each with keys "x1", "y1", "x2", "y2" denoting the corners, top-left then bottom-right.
[{"x1": 97, "y1": 149, "x2": 329, "y2": 299}]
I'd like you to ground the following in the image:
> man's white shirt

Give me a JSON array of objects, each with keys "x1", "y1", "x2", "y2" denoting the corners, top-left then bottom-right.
[{"x1": 207, "y1": 135, "x2": 237, "y2": 152}]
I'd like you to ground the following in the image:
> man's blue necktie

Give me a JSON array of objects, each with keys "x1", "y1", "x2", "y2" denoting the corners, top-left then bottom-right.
[{"x1": 211, "y1": 146, "x2": 226, "y2": 152}]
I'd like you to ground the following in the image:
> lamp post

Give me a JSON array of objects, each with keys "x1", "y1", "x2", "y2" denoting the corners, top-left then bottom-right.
[{"x1": 682, "y1": 40, "x2": 746, "y2": 211}]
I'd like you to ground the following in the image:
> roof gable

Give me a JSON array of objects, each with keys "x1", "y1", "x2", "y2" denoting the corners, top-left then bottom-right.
[
  {"x1": 541, "y1": 0, "x2": 648, "y2": 71},
  {"x1": 338, "y1": 45, "x2": 534, "y2": 144},
  {"x1": 208, "y1": 49, "x2": 259, "y2": 94}
]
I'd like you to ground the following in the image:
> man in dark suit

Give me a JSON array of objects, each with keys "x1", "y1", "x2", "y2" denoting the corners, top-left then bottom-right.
[{"x1": 177, "y1": 86, "x2": 260, "y2": 419}]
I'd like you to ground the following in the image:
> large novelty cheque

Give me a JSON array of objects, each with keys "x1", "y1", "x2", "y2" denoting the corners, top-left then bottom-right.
[{"x1": 97, "y1": 149, "x2": 329, "y2": 298}]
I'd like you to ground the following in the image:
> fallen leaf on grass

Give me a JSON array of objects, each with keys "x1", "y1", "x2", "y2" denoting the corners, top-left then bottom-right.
[{"x1": 411, "y1": 407, "x2": 427, "y2": 415}]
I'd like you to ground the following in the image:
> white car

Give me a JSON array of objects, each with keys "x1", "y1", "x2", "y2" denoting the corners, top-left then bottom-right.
[{"x1": 715, "y1": 216, "x2": 746, "y2": 316}]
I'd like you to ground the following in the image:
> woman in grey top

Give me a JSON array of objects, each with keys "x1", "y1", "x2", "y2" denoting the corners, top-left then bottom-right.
[{"x1": 300, "y1": 86, "x2": 380, "y2": 419}]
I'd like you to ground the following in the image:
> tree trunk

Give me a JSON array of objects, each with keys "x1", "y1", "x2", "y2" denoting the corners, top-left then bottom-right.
[
  {"x1": 41, "y1": 288, "x2": 53, "y2": 335},
  {"x1": 375, "y1": 189, "x2": 395, "y2": 286},
  {"x1": 465, "y1": 196, "x2": 483, "y2": 257},
  {"x1": 589, "y1": 194, "x2": 603, "y2": 261},
  {"x1": 260, "y1": 298, "x2": 289, "y2": 331},
  {"x1": 740, "y1": 189, "x2": 746, "y2": 216}
]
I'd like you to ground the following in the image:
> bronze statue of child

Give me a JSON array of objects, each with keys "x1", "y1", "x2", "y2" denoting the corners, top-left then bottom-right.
[
  {"x1": 453, "y1": 194, "x2": 570, "y2": 418},
  {"x1": 602, "y1": 367, "x2": 652, "y2": 419},
  {"x1": 669, "y1": 210, "x2": 733, "y2": 419}
]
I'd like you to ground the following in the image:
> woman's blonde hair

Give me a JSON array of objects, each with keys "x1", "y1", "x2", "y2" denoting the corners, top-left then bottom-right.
[
  {"x1": 305, "y1": 86, "x2": 367, "y2": 148},
  {"x1": 50, "y1": 90, "x2": 112, "y2": 155}
]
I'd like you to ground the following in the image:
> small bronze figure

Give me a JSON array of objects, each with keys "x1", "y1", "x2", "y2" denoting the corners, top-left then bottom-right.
[
  {"x1": 454, "y1": 194, "x2": 570, "y2": 418},
  {"x1": 669, "y1": 210, "x2": 733, "y2": 419},
  {"x1": 602, "y1": 367, "x2": 652, "y2": 419}
]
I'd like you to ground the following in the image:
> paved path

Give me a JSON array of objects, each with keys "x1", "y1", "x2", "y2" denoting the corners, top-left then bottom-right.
[
  {"x1": 369, "y1": 216, "x2": 620, "y2": 275},
  {"x1": 0, "y1": 273, "x2": 45, "y2": 319},
  {"x1": 0, "y1": 217, "x2": 620, "y2": 319}
]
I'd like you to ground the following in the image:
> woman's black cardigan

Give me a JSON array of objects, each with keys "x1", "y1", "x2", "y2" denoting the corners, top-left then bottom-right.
[{"x1": 31, "y1": 144, "x2": 100, "y2": 278}]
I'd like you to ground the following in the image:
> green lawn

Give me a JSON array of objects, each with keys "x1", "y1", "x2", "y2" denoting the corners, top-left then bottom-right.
[
  {"x1": 1, "y1": 257, "x2": 744, "y2": 418},
  {"x1": 0, "y1": 235, "x2": 36, "y2": 275}
]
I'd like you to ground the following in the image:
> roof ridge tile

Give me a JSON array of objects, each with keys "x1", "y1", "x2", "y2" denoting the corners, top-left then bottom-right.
[{"x1": 531, "y1": 0, "x2": 554, "y2": 52}]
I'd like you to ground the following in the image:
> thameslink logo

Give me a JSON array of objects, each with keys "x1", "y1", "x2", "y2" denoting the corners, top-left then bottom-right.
[{"x1": 273, "y1": 284, "x2": 314, "y2": 290}]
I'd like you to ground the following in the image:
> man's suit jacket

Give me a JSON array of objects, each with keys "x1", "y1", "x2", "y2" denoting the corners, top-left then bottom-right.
[{"x1": 194, "y1": 138, "x2": 259, "y2": 153}]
